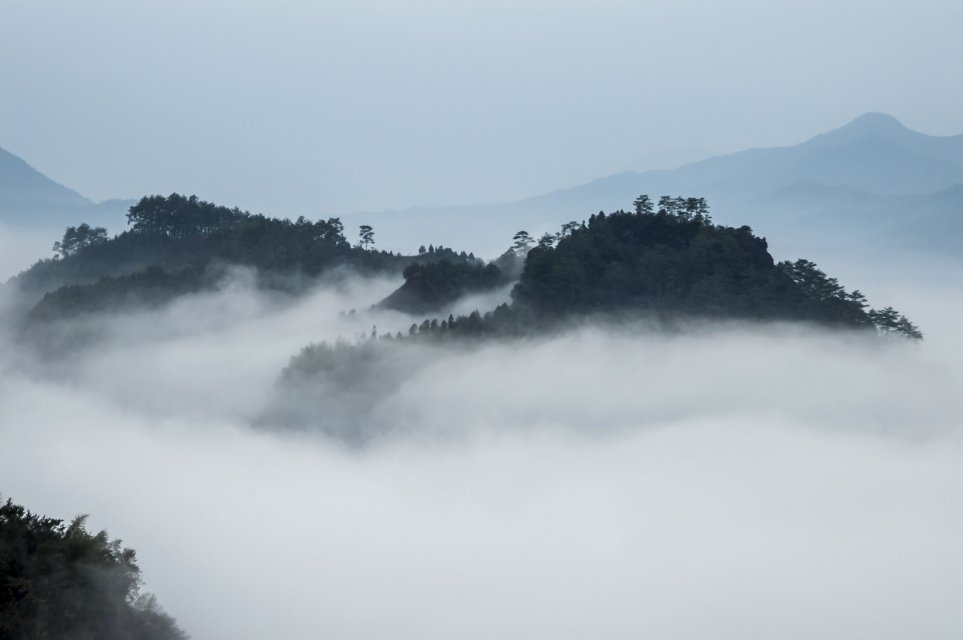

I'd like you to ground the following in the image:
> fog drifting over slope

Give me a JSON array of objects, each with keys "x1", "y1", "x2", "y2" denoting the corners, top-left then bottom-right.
[{"x1": 2, "y1": 262, "x2": 962, "y2": 639}]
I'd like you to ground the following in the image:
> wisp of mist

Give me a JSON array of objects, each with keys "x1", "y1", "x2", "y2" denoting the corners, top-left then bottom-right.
[{"x1": 2, "y1": 262, "x2": 962, "y2": 639}]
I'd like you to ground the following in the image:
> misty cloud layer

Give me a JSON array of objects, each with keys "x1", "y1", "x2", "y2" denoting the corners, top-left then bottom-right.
[{"x1": 2, "y1": 261, "x2": 962, "y2": 639}]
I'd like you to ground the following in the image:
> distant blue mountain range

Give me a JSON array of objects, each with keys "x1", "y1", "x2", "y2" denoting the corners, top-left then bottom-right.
[
  {"x1": 0, "y1": 146, "x2": 132, "y2": 230},
  {"x1": 3, "y1": 113, "x2": 961, "y2": 259},
  {"x1": 347, "y1": 112, "x2": 963, "y2": 258}
]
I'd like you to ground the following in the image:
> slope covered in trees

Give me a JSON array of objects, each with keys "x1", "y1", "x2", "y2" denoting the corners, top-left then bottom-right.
[
  {"x1": 274, "y1": 197, "x2": 922, "y2": 438},
  {"x1": 13, "y1": 194, "x2": 377, "y2": 295},
  {"x1": 382, "y1": 196, "x2": 920, "y2": 339},
  {"x1": 7, "y1": 193, "x2": 477, "y2": 323},
  {"x1": 0, "y1": 497, "x2": 187, "y2": 640},
  {"x1": 7, "y1": 193, "x2": 922, "y2": 343},
  {"x1": 378, "y1": 259, "x2": 505, "y2": 314},
  {"x1": 26, "y1": 265, "x2": 212, "y2": 324},
  {"x1": 512, "y1": 197, "x2": 919, "y2": 334}
]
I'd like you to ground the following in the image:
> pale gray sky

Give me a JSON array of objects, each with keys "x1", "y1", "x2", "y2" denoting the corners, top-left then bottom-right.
[{"x1": 1, "y1": 0, "x2": 961, "y2": 215}]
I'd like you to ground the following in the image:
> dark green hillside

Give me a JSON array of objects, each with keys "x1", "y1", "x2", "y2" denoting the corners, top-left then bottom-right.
[
  {"x1": 318, "y1": 196, "x2": 922, "y2": 344},
  {"x1": 15, "y1": 194, "x2": 379, "y2": 295},
  {"x1": 270, "y1": 196, "x2": 922, "y2": 438},
  {"x1": 512, "y1": 199, "x2": 894, "y2": 330},
  {"x1": 0, "y1": 497, "x2": 187, "y2": 640},
  {"x1": 378, "y1": 260, "x2": 506, "y2": 314},
  {"x1": 27, "y1": 265, "x2": 212, "y2": 323},
  {"x1": 10, "y1": 193, "x2": 477, "y2": 322}
]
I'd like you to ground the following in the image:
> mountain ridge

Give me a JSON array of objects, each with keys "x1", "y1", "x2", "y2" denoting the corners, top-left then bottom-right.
[
  {"x1": 0, "y1": 146, "x2": 91, "y2": 210},
  {"x1": 345, "y1": 113, "x2": 963, "y2": 257},
  {"x1": 4, "y1": 113, "x2": 963, "y2": 258},
  {"x1": 0, "y1": 145, "x2": 133, "y2": 230}
]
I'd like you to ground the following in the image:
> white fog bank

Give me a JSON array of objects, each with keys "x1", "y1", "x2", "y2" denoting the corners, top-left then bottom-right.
[{"x1": 2, "y1": 272, "x2": 962, "y2": 639}]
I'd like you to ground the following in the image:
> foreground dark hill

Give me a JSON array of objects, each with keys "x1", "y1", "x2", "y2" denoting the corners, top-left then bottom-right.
[
  {"x1": 0, "y1": 497, "x2": 187, "y2": 639},
  {"x1": 350, "y1": 113, "x2": 963, "y2": 257}
]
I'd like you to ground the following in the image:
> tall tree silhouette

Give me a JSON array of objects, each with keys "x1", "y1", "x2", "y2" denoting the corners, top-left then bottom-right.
[{"x1": 358, "y1": 225, "x2": 375, "y2": 250}]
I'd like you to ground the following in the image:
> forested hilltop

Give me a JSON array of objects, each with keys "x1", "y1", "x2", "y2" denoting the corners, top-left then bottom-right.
[
  {"x1": 377, "y1": 258, "x2": 509, "y2": 314},
  {"x1": 7, "y1": 193, "x2": 921, "y2": 344},
  {"x1": 273, "y1": 196, "x2": 922, "y2": 440},
  {"x1": 0, "y1": 497, "x2": 187, "y2": 639},
  {"x1": 372, "y1": 196, "x2": 920, "y2": 340},
  {"x1": 8, "y1": 193, "x2": 481, "y2": 322}
]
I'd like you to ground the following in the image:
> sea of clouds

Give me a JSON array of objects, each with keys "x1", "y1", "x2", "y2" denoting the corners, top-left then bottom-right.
[{"x1": 1, "y1": 254, "x2": 962, "y2": 639}]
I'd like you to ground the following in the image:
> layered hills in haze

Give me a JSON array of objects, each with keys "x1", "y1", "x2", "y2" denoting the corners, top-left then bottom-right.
[
  {"x1": 3, "y1": 112, "x2": 961, "y2": 267},
  {"x1": 6, "y1": 192, "x2": 919, "y2": 345},
  {"x1": 0, "y1": 146, "x2": 88, "y2": 212},
  {"x1": 0, "y1": 146, "x2": 131, "y2": 230},
  {"x1": 351, "y1": 113, "x2": 963, "y2": 257}
]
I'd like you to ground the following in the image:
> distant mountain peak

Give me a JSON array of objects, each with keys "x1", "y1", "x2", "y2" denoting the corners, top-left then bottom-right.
[
  {"x1": 800, "y1": 111, "x2": 929, "y2": 153},
  {"x1": 0, "y1": 145, "x2": 136, "y2": 231},
  {"x1": 840, "y1": 112, "x2": 910, "y2": 135},
  {"x1": 0, "y1": 145, "x2": 90, "y2": 212},
  {"x1": 813, "y1": 111, "x2": 924, "y2": 146}
]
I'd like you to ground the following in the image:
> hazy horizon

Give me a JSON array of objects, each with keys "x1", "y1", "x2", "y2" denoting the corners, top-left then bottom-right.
[{"x1": 2, "y1": 0, "x2": 962, "y2": 216}]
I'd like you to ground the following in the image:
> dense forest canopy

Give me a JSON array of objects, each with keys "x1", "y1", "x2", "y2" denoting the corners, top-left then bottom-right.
[
  {"x1": 7, "y1": 193, "x2": 479, "y2": 324},
  {"x1": 15, "y1": 193, "x2": 395, "y2": 295},
  {"x1": 513, "y1": 201, "x2": 920, "y2": 336},
  {"x1": 5, "y1": 193, "x2": 921, "y2": 343},
  {"x1": 0, "y1": 497, "x2": 187, "y2": 640},
  {"x1": 374, "y1": 196, "x2": 921, "y2": 341},
  {"x1": 275, "y1": 196, "x2": 922, "y2": 438},
  {"x1": 377, "y1": 259, "x2": 505, "y2": 314}
]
